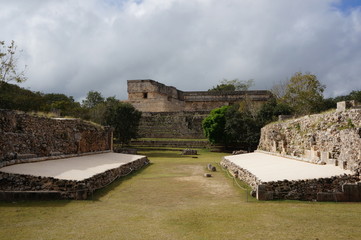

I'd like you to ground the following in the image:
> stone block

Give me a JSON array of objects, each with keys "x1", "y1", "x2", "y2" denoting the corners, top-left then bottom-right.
[
  {"x1": 182, "y1": 149, "x2": 197, "y2": 155},
  {"x1": 207, "y1": 164, "x2": 216, "y2": 172},
  {"x1": 337, "y1": 101, "x2": 347, "y2": 112}
]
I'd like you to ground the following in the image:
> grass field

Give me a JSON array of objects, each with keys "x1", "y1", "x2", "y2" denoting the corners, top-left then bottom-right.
[{"x1": 1, "y1": 149, "x2": 361, "y2": 240}]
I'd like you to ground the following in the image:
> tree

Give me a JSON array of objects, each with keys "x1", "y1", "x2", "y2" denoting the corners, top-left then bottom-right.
[
  {"x1": 82, "y1": 90, "x2": 104, "y2": 108},
  {"x1": 0, "y1": 40, "x2": 26, "y2": 86},
  {"x1": 224, "y1": 105, "x2": 261, "y2": 151},
  {"x1": 282, "y1": 72, "x2": 325, "y2": 115},
  {"x1": 87, "y1": 96, "x2": 119, "y2": 125},
  {"x1": 202, "y1": 104, "x2": 262, "y2": 150},
  {"x1": 0, "y1": 82, "x2": 42, "y2": 111},
  {"x1": 256, "y1": 98, "x2": 293, "y2": 125},
  {"x1": 271, "y1": 79, "x2": 288, "y2": 99},
  {"x1": 202, "y1": 106, "x2": 230, "y2": 144},
  {"x1": 208, "y1": 79, "x2": 254, "y2": 92},
  {"x1": 104, "y1": 102, "x2": 141, "y2": 146}
]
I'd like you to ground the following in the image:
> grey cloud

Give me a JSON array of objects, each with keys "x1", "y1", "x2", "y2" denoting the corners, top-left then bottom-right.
[{"x1": 0, "y1": 0, "x2": 360, "y2": 100}]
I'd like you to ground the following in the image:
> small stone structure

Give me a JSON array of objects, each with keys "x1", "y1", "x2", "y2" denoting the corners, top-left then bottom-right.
[
  {"x1": 0, "y1": 155, "x2": 149, "y2": 200},
  {"x1": 207, "y1": 163, "x2": 216, "y2": 172},
  {"x1": 182, "y1": 149, "x2": 198, "y2": 155},
  {"x1": 222, "y1": 156, "x2": 359, "y2": 201},
  {"x1": 221, "y1": 101, "x2": 361, "y2": 201}
]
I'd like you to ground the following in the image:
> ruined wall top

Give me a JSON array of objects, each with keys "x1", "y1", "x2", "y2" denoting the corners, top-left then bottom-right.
[
  {"x1": 337, "y1": 100, "x2": 361, "y2": 112},
  {"x1": 258, "y1": 106, "x2": 361, "y2": 173},
  {"x1": 127, "y1": 79, "x2": 183, "y2": 100}
]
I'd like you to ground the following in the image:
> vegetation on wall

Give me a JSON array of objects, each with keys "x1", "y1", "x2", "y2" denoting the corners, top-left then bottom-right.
[{"x1": 208, "y1": 79, "x2": 254, "y2": 92}]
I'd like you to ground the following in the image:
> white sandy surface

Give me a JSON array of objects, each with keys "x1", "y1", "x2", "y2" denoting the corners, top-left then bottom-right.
[
  {"x1": 224, "y1": 152, "x2": 353, "y2": 182},
  {"x1": 0, "y1": 152, "x2": 145, "y2": 181}
]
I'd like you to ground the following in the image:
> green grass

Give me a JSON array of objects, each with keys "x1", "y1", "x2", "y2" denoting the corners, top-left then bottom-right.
[{"x1": 1, "y1": 149, "x2": 361, "y2": 240}]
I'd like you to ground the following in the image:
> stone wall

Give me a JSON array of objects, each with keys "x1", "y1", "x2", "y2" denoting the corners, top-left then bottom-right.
[
  {"x1": 221, "y1": 157, "x2": 360, "y2": 201},
  {"x1": 126, "y1": 80, "x2": 185, "y2": 112},
  {"x1": 137, "y1": 111, "x2": 209, "y2": 139},
  {"x1": 258, "y1": 108, "x2": 361, "y2": 173},
  {"x1": 221, "y1": 102, "x2": 361, "y2": 201},
  {"x1": 0, "y1": 110, "x2": 113, "y2": 167},
  {"x1": 126, "y1": 79, "x2": 273, "y2": 112},
  {"x1": 0, "y1": 156, "x2": 149, "y2": 200},
  {"x1": 131, "y1": 139, "x2": 209, "y2": 148}
]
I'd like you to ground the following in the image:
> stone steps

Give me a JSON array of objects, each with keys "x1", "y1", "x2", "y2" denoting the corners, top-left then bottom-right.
[{"x1": 131, "y1": 139, "x2": 209, "y2": 149}]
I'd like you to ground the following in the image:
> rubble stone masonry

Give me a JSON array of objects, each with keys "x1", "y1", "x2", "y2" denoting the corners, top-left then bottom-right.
[
  {"x1": 258, "y1": 107, "x2": 361, "y2": 173},
  {"x1": 0, "y1": 110, "x2": 113, "y2": 167},
  {"x1": 222, "y1": 102, "x2": 361, "y2": 201}
]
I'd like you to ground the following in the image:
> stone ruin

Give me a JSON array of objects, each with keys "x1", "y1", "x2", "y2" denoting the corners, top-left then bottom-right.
[
  {"x1": 222, "y1": 101, "x2": 361, "y2": 201},
  {"x1": 126, "y1": 79, "x2": 273, "y2": 139},
  {"x1": 0, "y1": 110, "x2": 149, "y2": 200},
  {"x1": 258, "y1": 101, "x2": 361, "y2": 173},
  {"x1": 0, "y1": 110, "x2": 113, "y2": 167},
  {"x1": 181, "y1": 149, "x2": 198, "y2": 155},
  {"x1": 126, "y1": 79, "x2": 273, "y2": 113}
]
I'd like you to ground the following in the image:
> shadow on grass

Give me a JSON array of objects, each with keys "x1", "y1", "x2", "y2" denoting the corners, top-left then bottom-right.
[
  {"x1": 90, "y1": 162, "x2": 153, "y2": 201},
  {"x1": 0, "y1": 198, "x2": 72, "y2": 208}
]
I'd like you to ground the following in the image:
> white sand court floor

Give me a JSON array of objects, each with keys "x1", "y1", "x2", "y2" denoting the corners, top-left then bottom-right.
[
  {"x1": 224, "y1": 152, "x2": 353, "y2": 182},
  {"x1": 0, "y1": 152, "x2": 146, "y2": 181}
]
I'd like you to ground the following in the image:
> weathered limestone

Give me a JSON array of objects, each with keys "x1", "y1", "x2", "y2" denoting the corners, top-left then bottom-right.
[
  {"x1": 0, "y1": 156, "x2": 149, "y2": 200},
  {"x1": 126, "y1": 79, "x2": 273, "y2": 139},
  {"x1": 222, "y1": 102, "x2": 361, "y2": 201},
  {"x1": 126, "y1": 79, "x2": 273, "y2": 113},
  {"x1": 0, "y1": 110, "x2": 113, "y2": 167},
  {"x1": 221, "y1": 156, "x2": 359, "y2": 201},
  {"x1": 137, "y1": 111, "x2": 208, "y2": 139},
  {"x1": 182, "y1": 149, "x2": 198, "y2": 155},
  {"x1": 258, "y1": 108, "x2": 361, "y2": 173},
  {"x1": 0, "y1": 110, "x2": 151, "y2": 200}
]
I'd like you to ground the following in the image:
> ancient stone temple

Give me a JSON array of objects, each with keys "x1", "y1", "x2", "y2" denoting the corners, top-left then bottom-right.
[
  {"x1": 126, "y1": 79, "x2": 273, "y2": 139},
  {"x1": 126, "y1": 79, "x2": 272, "y2": 112}
]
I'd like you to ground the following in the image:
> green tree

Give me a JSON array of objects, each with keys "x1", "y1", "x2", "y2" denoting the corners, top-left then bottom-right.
[
  {"x1": 104, "y1": 102, "x2": 141, "y2": 146},
  {"x1": 202, "y1": 104, "x2": 262, "y2": 150},
  {"x1": 224, "y1": 105, "x2": 261, "y2": 151},
  {"x1": 0, "y1": 82, "x2": 42, "y2": 111},
  {"x1": 202, "y1": 106, "x2": 230, "y2": 144},
  {"x1": 82, "y1": 90, "x2": 104, "y2": 108},
  {"x1": 256, "y1": 98, "x2": 293, "y2": 125},
  {"x1": 88, "y1": 96, "x2": 119, "y2": 125},
  {"x1": 208, "y1": 79, "x2": 254, "y2": 92},
  {"x1": 282, "y1": 72, "x2": 325, "y2": 115},
  {"x1": 0, "y1": 40, "x2": 26, "y2": 86},
  {"x1": 40, "y1": 93, "x2": 84, "y2": 117}
]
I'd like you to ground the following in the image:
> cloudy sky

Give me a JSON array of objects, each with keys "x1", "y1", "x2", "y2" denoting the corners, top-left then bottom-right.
[{"x1": 1, "y1": 0, "x2": 360, "y2": 101}]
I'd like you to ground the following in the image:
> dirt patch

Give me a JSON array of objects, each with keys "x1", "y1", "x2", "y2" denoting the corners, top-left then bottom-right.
[{"x1": 174, "y1": 164, "x2": 235, "y2": 197}]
